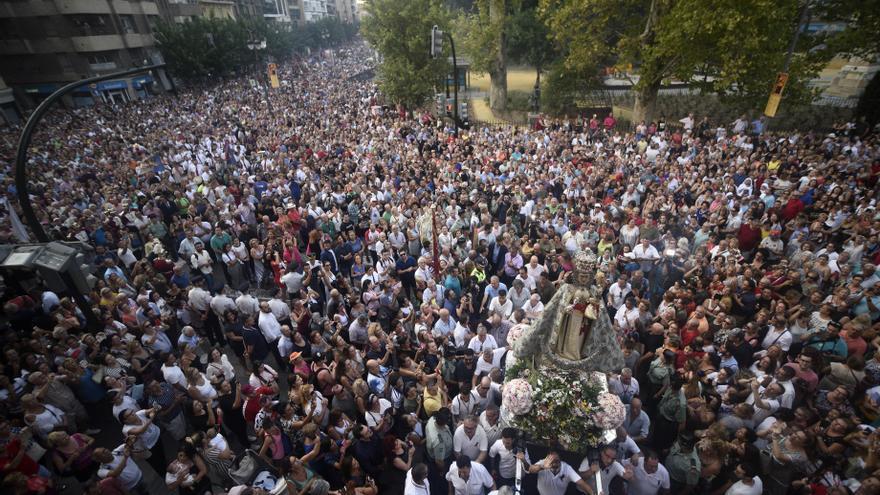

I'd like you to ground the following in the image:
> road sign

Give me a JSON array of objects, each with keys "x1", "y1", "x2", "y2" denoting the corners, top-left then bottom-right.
[{"x1": 763, "y1": 72, "x2": 789, "y2": 118}]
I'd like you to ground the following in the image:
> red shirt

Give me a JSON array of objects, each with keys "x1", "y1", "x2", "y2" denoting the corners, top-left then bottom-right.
[
  {"x1": 781, "y1": 198, "x2": 804, "y2": 221},
  {"x1": 784, "y1": 363, "x2": 818, "y2": 392},
  {"x1": 844, "y1": 335, "x2": 867, "y2": 358},
  {"x1": 0, "y1": 438, "x2": 39, "y2": 476},
  {"x1": 737, "y1": 223, "x2": 762, "y2": 252},
  {"x1": 243, "y1": 386, "x2": 275, "y2": 423}
]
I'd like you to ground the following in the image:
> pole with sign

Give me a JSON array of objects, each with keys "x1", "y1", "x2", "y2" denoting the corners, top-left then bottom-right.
[
  {"x1": 763, "y1": 72, "x2": 788, "y2": 118},
  {"x1": 763, "y1": 0, "x2": 810, "y2": 123},
  {"x1": 268, "y1": 63, "x2": 280, "y2": 89}
]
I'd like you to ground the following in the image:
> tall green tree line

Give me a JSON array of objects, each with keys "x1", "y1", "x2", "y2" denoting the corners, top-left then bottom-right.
[{"x1": 155, "y1": 17, "x2": 358, "y2": 81}]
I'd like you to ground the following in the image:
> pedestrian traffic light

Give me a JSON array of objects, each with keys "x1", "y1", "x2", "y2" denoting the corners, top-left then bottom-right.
[
  {"x1": 459, "y1": 100, "x2": 469, "y2": 123},
  {"x1": 430, "y1": 26, "x2": 443, "y2": 59},
  {"x1": 445, "y1": 98, "x2": 454, "y2": 117}
]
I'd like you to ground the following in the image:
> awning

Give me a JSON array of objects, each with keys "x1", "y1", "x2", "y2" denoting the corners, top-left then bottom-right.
[
  {"x1": 132, "y1": 75, "x2": 154, "y2": 89},
  {"x1": 95, "y1": 80, "x2": 129, "y2": 91}
]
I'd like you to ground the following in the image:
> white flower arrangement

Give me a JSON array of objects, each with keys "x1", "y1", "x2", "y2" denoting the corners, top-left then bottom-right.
[
  {"x1": 502, "y1": 378, "x2": 534, "y2": 415},
  {"x1": 591, "y1": 392, "x2": 626, "y2": 430}
]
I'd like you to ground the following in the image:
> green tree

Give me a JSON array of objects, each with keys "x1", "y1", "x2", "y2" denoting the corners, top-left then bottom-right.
[
  {"x1": 539, "y1": 59, "x2": 601, "y2": 114},
  {"x1": 818, "y1": 0, "x2": 880, "y2": 58},
  {"x1": 539, "y1": 0, "x2": 832, "y2": 124},
  {"x1": 361, "y1": 0, "x2": 452, "y2": 108},
  {"x1": 457, "y1": 0, "x2": 511, "y2": 112},
  {"x1": 857, "y1": 71, "x2": 880, "y2": 130},
  {"x1": 506, "y1": 2, "x2": 557, "y2": 93}
]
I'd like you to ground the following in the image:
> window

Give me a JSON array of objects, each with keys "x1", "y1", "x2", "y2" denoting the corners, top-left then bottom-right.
[
  {"x1": 146, "y1": 15, "x2": 160, "y2": 33},
  {"x1": 70, "y1": 14, "x2": 114, "y2": 36},
  {"x1": 87, "y1": 52, "x2": 115, "y2": 65},
  {"x1": 119, "y1": 15, "x2": 136, "y2": 34}
]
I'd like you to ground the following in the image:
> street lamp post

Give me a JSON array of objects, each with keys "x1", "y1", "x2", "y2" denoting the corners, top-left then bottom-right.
[{"x1": 247, "y1": 33, "x2": 273, "y2": 116}]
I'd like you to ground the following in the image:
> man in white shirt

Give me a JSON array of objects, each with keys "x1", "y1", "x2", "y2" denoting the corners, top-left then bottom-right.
[
  {"x1": 404, "y1": 463, "x2": 430, "y2": 495},
  {"x1": 468, "y1": 327, "x2": 498, "y2": 354},
  {"x1": 580, "y1": 445, "x2": 632, "y2": 495},
  {"x1": 607, "y1": 276, "x2": 632, "y2": 310},
  {"x1": 608, "y1": 368, "x2": 641, "y2": 404},
  {"x1": 527, "y1": 451, "x2": 592, "y2": 495},
  {"x1": 611, "y1": 427, "x2": 642, "y2": 462},
  {"x1": 161, "y1": 353, "x2": 188, "y2": 391},
  {"x1": 488, "y1": 290, "x2": 513, "y2": 319},
  {"x1": 725, "y1": 463, "x2": 762, "y2": 495},
  {"x1": 187, "y1": 280, "x2": 213, "y2": 313},
  {"x1": 623, "y1": 398, "x2": 651, "y2": 444},
  {"x1": 624, "y1": 451, "x2": 671, "y2": 495},
  {"x1": 453, "y1": 416, "x2": 488, "y2": 463},
  {"x1": 760, "y1": 321, "x2": 792, "y2": 353},
  {"x1": 119, "y1": 407, "x2": 165, "y2": 476},
  {"x1": 522, "y1": 294, "x2": 544, "y2": 321},
  {"x1": 433, "y1": 309, "x2": 457, "y2": 338},
  {"x1": 614, "y1": 298, "x2": 640, "y2": 334},
  {"x1": 631, "y1": 238, "x2": 661, "y2": 273},
  {"x1": 451, "y1": 385, "x2": 479, "y2": 424},
  {"x1": 473, "y1": 349, "x2": 506, "y2": 385},
  {"x1": 446, "y1": 456, "x2": 495, "y2": 495},
  {"x1": 190, "y1": 242, "x2": 213, "y2": 280},
  {"x1": 525, "y1": 256, "x2": 546, "y2": 282},
  {"x1": 210, "y1": 289, "x2": 236, "y2": 317},
  {"x1": 488, "y1": 428, "x2": 531, "y2": 487},
  {"x1": 95, "y1": 444, "x2": 143, "y2": 492},
  {"x1": 235, "y1": 292, "x2": 260, "y2": 318},
  {"x1": 679, "y1": 113, "x2": 694, "y2": 130},
  {"x1": 268, "y1": 292, "x2": 291, "y2": 323},
  {"x1": 479, "y1": 406, "x2": 503, "y2": 447},
  {"x1": 257, "y1": 302, "x2": 282, "y2": 344},
  {"x1": 745, "y1": 380, "x2": 783, "y2": 424},
  {"x1": 280, "y1": 266, "x2": 309, "y2": 296}
]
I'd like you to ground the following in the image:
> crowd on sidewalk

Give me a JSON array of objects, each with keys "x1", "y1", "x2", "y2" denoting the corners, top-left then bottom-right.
[{"x1": 0, "y1": 42, "x2": 879, "y2": 495}]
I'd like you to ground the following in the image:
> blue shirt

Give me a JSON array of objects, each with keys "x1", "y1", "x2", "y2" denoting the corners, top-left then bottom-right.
[
  {"x1": 254, "y1": 181, "x2": 268, "y2": 198},
  {"x1": 808, "y1": 337, "x2": 848, "y2": 358},
  {"x1": 720, "y1": 355, "x2": 740, "y2": 374},
  {"x1": 483, "y1": 283, "x2": 508, "y2": 300},
  {"x1": 854, "y1": 295, "x2": 880, "y2": 321}
]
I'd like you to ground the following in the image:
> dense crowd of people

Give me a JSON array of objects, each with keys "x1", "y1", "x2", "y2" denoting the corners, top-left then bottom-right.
[{"x1": 0, "y1": 41, "x2": 879, "y2": 495}]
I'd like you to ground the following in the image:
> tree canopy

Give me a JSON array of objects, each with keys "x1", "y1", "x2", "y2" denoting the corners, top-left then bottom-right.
[
  {"x1": 360, "y1": 0, "x2": 452, "y2": 108},
  {"x1": 155, "y1": 17, "x2": 357, "y2": 81}
]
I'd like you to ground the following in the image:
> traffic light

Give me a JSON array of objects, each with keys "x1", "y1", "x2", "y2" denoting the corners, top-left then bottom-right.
[
  {"x1": 430, "y1": 25, "x2": 443, "y2": 59},
  {"x1": 435, "y1": 93, "x2": 444, "y2": 116},
  {"x1": 459, "y1": 100, "x2": 469, "y2": 123},
  {"x1": 445, "y1": 98, "x2": 454, "y2": 117}
]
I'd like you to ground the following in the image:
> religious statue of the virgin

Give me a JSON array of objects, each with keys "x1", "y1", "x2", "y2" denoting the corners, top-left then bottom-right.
[{"x1": 511, "y1": 249, "x2": 624, "y2": 373}]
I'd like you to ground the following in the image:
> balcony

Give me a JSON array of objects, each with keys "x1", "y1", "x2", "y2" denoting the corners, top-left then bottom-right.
[
  {"x1": 57, "y1": 0, "x2": 110, "y2": 15},
  {"x1": 70, "y1": 34, "x2": 125, "y2": 52},
  {"x1": 89, "y1": 61, "x2": 118, "y2": 71},
  {"x1": 111, "y1": 1, "x2": 160, "y2": 15},
  {"x1": 0, "y1": 37, "x2": 74, "y2": 55}
]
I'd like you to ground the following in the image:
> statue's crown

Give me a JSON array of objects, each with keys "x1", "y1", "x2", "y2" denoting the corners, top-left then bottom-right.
[{"x1": 575, "y1": 249, "x2": 597, "y2": 272}]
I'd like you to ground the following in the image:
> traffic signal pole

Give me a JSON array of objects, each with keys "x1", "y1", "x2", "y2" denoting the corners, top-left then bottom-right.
[
  {"x1": 446, "y1": 31, "x2": 459, "y2": 136},
  {"x1": 431, "y1": 25, "x2": 460, "y2": 136}
]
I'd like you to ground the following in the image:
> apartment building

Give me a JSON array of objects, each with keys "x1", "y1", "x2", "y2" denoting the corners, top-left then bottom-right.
[
  {"x1": 0, "y1": 0, "x2": 170, "y2": 108},
  {"x1": 333, "y1": 0, "x2": 355, "y2": 24}
]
